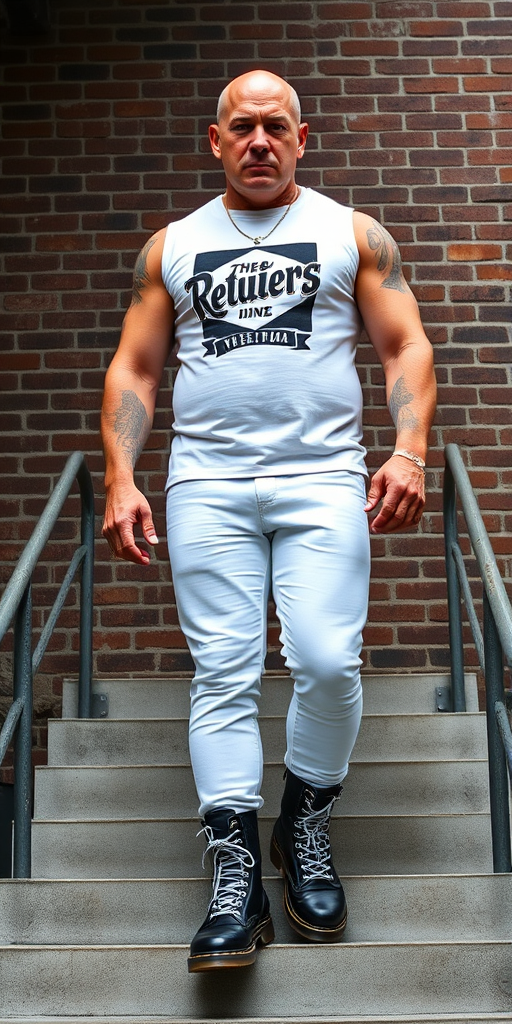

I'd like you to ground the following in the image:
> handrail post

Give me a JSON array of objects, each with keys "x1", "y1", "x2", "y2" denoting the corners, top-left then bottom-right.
[
  {"x1": 442, "y1": 453, "x2": 466, "y2": 712},
  {"x1": 12, "y1": 582, "x2": 33, "y2": 879},
  {"x1": 77, "y1": 460, "x2": 95, "y2": 719},
  {"x1": 483, "y1": 592, "x2": 512, "y2": 873}
]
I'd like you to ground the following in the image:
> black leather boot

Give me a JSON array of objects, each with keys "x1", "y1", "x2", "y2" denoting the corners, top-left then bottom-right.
[
  {"x1": 270, "y1": 769, "x2": 347, "y2": 942},
  {"x1": 188, "y1": 808, "x2": 274, "y2": 972}
]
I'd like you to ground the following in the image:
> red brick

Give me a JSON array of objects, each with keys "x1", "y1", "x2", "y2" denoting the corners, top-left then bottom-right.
[
  {"x1": 114, "y1": 100, "x2": 167, "y2": 118},
  {"x1": 362, "y1": 626, "x2": 394, "y2": 646},
  {"x1": 57, "y1": 121, "x2": 111, "y2": 139},
  {"x1": 434, "y1": 57, "x2": 488, "y2": 75},
  {"x1": 468, "y1": 112, "x2": 512, "y2": 129},
  {"x1": 3, "y1": 122, "x2": 53, "y2": 140},
  {"x1": 465, "y1": 75, "x2": 512, "y2": 92},
  {"x1": 448, "y1": 243, "x2": 503, "y2": 261},
  {"x1": 408, "y1": 19, "x2": 461, "y2": 36},
  {"x1": 477, "y1": 264, "x2": 512, "y2": 280},
  {"x1": 341, "y1": 40, "x2": 399, "y2": 57},
  {"x1": 36, "y1": 234, "x2": 92, "y2": 252}
]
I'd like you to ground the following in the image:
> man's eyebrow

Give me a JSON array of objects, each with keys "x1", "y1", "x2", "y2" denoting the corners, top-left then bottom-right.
[{"x1": 228, "y1": 113, "x2": 292, "y2": 126}]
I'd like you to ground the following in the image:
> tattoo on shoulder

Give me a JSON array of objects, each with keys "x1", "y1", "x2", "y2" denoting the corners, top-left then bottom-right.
[
  {"x1": 366, "y1": 220, "x2": 409, "y2": 294},
  {"x1": 131, "y1": 237, "x2": 157, "y2": 305},
  {"x1": 113, "y1": 390, "x2": 150, "y2": 466},
  {"x1": 389, "y1": 375, "x2": 419, "y2": 432}
]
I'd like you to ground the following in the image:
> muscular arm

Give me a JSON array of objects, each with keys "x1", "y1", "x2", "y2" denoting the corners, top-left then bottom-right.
[
  {"x1": 353, "y1": 212, "x2": 437, "y2": 534},
  {"x1": 101, "y1": 229, "x2": 175, "y2": 563}
]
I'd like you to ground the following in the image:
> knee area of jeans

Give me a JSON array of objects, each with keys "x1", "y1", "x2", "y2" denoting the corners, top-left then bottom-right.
[
  {"x1": 191, "y1": 675, "x2": 261, "y2": 707},
  {"x1": 290, "y1": 662, "x2": 363, "y2": 703}
]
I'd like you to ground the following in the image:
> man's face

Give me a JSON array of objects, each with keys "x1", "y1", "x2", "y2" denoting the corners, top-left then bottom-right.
[{"x1": 209, "y1": 74, "x2": 308, "y2": 209}]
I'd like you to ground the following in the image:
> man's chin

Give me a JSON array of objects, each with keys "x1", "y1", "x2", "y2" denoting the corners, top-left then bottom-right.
[
  {"x1": 244, "y1": 172, "x2": 276, "y2": 186},
  {"x1": 241, "y1": 173, "x2": 282, "y2": 196}
]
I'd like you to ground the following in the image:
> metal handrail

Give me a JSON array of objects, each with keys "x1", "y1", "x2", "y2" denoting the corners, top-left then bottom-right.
[
  {"x1": 443, "y1": 442, "x2": 512, "y2": 873},
  {"x1": 0, "y1": 452, "x2": 94, "y2": 878}
]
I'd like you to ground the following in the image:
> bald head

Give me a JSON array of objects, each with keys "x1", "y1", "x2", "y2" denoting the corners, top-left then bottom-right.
[
  {"x1": 216, "y1": 70, "x2": 301, "y2": 126},
  {"x1": 209, "y1": 68, "x2": 308, "y2": 209}
]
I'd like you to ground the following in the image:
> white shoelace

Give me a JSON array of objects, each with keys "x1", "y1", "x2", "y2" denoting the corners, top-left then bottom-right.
[
  {"x1": 294, "y1": 795, "x2": 337, "y2": 881},
  {"x1": 199, "y1": 824, "x2": 255, "y2": 921}
]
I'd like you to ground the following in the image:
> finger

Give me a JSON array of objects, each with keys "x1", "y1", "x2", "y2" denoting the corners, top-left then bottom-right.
[
  {"x1": 370, "y1": 492, "x2": 425, "y2": 534},
  {"x1": 119, "y1": 537, "x2": 151, "y2": 564},
  {"x1": 364, "y1": 474, "x2": 385, "y2": 512},
  {"x1": 140, "y1": 508, "x2": 159, "y2": 546},
  {"x1": 103, "y1": 521, "x2": 151, "y2": 565}
]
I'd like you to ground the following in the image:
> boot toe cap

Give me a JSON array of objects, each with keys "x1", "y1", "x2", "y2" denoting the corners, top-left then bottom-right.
[
  {"x1": 189, "y1": 914, "x2": 247, "y2": 956},
  {"x1": 285, "y1": 879, "x2": 348, "y2": 940}
]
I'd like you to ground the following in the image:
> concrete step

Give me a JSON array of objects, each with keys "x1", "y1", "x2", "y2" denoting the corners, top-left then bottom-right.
[
  {"x1": 2, "y1": 1017, "x2": 511, "y2": 1024},
  {"x1": 34, "y1": 759, "x2": 490, "y2": 820},
  {"x1": 62, "y1": 672, "x2": 480, "y2": 718},
  {"x1": 1, "y1": 874, "x2": 510, "y2": 946},
  {"x1": 2, "y1": 1019, "x2": 512, "y2": 1024},
  {"x1": 47, "y1": 712, "x2": 488, "y2": 767},
  {"x1": 0, "y1": 941, "x2": 510, "y2": 1018},
  {"x1": 31, "y1": 813, "x2": 493, "y2": 878}
]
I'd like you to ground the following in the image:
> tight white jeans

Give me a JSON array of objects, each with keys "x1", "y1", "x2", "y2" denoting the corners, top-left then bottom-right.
[{"x1": 166, "y1": 471, "x2": 371, "y2": 817}]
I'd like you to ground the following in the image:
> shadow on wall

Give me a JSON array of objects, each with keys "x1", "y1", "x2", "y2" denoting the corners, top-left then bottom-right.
[
  {"x1": 1, "y1": 0, "x2": 50, "y2": 36},
  {"x1": 0, "y1": 783, "x2": 13, "y2": 877}
]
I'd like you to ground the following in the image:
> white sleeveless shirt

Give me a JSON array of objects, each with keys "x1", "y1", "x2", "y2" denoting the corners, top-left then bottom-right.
[{"x1": 162, "y1": 187, "x2": 366, "y2": 488}]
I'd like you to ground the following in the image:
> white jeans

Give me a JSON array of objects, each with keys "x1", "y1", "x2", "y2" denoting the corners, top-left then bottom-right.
[{"x1": 166, "y1": 471, "x2": 371, "y2": 816}]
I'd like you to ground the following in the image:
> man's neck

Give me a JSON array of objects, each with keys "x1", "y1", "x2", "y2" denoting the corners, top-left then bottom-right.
[{"x1": 223, "y1": 182, "x2": 300, "y2": 210}]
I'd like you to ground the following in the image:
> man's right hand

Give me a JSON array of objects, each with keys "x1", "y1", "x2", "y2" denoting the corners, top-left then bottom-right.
[{"x1": 102, "y1": 481, "x2": 159, "y2": 565}]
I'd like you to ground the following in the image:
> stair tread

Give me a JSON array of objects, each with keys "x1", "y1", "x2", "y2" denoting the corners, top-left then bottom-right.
[
  {"x1": 62, "y1": 672, "x2": 480, "y2": 717},
  {"x1": 30, "y1": 814, "x2": 494, "y2": 877},
  {"x1": 33, "y1": 759, "x2": 491, "y2": 819},
  {"x1": 2, "y1": 1015, "x2": 509, "y2": 1024},
  {"x1": 0, "y1": 941, "x2": 510, "y2": 1018},
  {"x1": 1, "y1": 874, "x2": 510, "y2": 945},
  {"x1": 1, "y1": 1013, "x2": 511, "y2": 1023},
  {"x1": 2, "y1": 1017, "x2": 511, "y2": 1024},
  {"x1": 47, "y1": 713, "x2": 488, "y2": 766}
]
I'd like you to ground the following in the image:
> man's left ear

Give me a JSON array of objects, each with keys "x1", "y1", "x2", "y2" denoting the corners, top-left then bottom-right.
[{"x1": 297, "y1": 122, "x2": 308, "y2": 157}]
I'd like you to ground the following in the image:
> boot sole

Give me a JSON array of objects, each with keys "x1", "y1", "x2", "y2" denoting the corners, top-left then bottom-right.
[
  {"x1": 187, "y1": 915, "x2": 275, "y2": 973},
  {"x1": 270, "y1": 835, "x2": 348, "y2": 943}
]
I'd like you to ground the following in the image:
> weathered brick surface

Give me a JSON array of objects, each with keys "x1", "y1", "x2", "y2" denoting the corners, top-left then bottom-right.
[{"x1": 1, "y1": 2, "x2": 511, "y2": 774}]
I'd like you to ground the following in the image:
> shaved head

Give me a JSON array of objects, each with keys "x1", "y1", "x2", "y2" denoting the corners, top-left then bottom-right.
[
  {"x1": 209, "y1": 68, "x2": 308, "y2": 209},
  {"x1": 216, "y1": 70, "x2": 301, "y2": 126}
]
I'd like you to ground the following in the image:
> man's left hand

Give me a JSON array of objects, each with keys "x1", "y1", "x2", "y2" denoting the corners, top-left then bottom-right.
[{"x1": 364, "y1": 455, "x2": 425, "y2": 534}]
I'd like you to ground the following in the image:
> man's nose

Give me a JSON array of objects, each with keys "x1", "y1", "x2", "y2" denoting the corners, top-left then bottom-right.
[{"x1": 249, "y1": 126, "x2": 270, "y2": 151}]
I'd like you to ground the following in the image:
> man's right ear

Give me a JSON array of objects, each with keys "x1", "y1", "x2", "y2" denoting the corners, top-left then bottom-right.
[{"x1": 208, "y1": 124, "x2": 222, "y2": 160}]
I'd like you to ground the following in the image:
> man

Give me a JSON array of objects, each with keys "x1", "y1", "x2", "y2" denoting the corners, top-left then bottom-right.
[{"x1": 101, "y1": 70, "x2": 436, "y2": 973}]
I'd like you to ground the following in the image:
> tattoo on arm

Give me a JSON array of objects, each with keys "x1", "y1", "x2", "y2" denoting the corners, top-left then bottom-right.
[
  {"x1": 113, "y1": 390, "x2": 150, "y2": 467},
  {"x1": 389, "y1": 375, "x2": 419, "y2": 432},
  {"x1": 366, "y1": 220, "x2": 409, "y2": 293},
  {"x1": 131, "y1": 238, "x2": 156, "y2": 305}
]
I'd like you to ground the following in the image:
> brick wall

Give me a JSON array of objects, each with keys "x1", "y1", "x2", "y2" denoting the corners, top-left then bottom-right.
[{"x1": 1, "y1": 1, "x2": 511, "y2": 770}]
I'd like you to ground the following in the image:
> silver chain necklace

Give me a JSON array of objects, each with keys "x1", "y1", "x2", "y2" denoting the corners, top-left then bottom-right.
[{"x1": 223, "y1": 188, "x2": 299, "y2": 245}]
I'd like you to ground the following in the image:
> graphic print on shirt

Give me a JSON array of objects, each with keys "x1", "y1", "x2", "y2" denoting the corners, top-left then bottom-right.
[{"x1": 184, "y1": 242, "x2": 321, "y2": 358}]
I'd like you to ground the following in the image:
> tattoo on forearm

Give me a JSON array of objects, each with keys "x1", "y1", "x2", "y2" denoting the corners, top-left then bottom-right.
[
  {"x1": 366, "y1": 220, "x2": 409, "y2": 293},
  {"x1": 131, "y1": 238, "x2": 156, "y2": 304},
  {"x1": 113, "y1": 390, "x2": 150, "y2": 466},
  {"x1": 389, "y1": 375, "x2": 419, "y2": 432}
]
